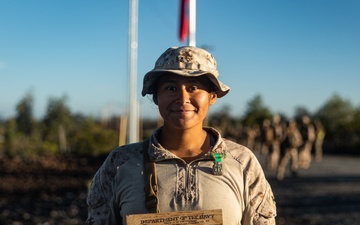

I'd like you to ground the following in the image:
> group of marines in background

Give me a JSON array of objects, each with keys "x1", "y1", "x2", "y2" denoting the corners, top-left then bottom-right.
[
  {"x1": 216, "y1": 114, "x2": 326, "y2": 180},
  {"x1": 247, "y1": 115, "x2": 326, "y2": 180}
]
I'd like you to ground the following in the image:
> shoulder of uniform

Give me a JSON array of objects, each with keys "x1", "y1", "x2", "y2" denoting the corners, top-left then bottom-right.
[
  {"x1": 223, "y1": 139, "x2": 263, "y2": 172},
  {"x1": 223, "y1": 139, "x2": 256, "y2": 160},
  {"x1": 103, "y1": 141, "x2": 146, "y2": 169}
]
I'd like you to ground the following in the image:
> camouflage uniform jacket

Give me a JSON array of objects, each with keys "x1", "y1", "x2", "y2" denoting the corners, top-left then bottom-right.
[{"x1": 86, "y1": 127, "x2": 276, "y2": 225}]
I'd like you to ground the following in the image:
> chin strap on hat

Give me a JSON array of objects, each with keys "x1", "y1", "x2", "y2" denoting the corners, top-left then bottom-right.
[{"x1": 143, "y1": 139, "x2": 160, "y2": 213}]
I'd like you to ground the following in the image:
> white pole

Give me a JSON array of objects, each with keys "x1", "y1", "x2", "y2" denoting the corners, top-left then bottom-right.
[
  {"x1": 128, "y1": 0, "x2": 139, "y2": 143},
  {"x1": 188, "y1": 0, "x2": 196, "y2": 47}
]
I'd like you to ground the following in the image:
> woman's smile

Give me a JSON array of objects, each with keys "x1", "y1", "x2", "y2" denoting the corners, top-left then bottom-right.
[{"x1": 170, "y1": 107, "x2": 197, "y2": 114}]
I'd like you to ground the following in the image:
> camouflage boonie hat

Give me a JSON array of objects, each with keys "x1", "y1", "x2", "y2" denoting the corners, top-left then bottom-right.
[{"x1": 141, "y1": 46, "x2": 230, "y2": 98}]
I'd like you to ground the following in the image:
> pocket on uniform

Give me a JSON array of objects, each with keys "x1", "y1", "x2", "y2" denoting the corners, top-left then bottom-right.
[{"x1": 256, "y1": 188, "x2": 277, "y2": 218}]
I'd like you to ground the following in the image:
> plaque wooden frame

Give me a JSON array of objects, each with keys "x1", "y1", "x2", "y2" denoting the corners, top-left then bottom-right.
[{"x1": 126, "y1": 209, "x2": 223, "y2": 225}]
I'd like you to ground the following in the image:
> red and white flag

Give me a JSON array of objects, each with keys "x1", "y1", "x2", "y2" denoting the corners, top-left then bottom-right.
[{"x1": 179, "y1": 0, "x2": 189, "y2": 43}]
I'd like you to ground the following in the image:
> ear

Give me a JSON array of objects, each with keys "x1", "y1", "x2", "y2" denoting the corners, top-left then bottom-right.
[{"x1": 209, "y1": 92, "x2": 217, "y2": 105}]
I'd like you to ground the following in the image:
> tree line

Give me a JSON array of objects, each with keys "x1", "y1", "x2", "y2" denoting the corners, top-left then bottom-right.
[
  {"x1": 0, "y1": 92, "x2": 359, "y2": 158},
  {"x1": 207, "y1": 94, "x2": 360, "y2": 155}
]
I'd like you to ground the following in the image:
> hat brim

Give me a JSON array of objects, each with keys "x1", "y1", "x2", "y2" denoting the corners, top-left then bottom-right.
[{"x1": 141, "y1": 69, "x2": 230, "y2": 98}]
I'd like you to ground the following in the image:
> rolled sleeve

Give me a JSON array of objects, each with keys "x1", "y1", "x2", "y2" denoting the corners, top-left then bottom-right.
[
  {"x1": 243, "y1": 153, "x2": 277, "y2": 225},
  {"x1": 86, "y1": 152, "x2": 118, "y2": 225}
]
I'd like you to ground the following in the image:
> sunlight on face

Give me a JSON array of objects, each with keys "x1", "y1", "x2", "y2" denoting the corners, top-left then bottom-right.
[{"x1": 155, "y1": 74, "x2": 217, "y2": 130}]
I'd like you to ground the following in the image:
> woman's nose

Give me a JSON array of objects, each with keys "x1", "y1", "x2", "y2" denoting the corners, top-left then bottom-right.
[{"x1": 176, "y1": 86, "x2": 191, "y2": 104}]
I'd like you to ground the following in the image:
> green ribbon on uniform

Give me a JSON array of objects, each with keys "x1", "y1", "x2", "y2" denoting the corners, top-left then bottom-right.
[{"x1": 212, "y1": 153, "x2": 225, "y2": 162}]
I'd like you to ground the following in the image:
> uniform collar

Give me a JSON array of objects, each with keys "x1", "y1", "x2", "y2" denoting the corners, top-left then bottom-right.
[{"x1": 148, "y1": 126, "x2": 227, "y2": 161}]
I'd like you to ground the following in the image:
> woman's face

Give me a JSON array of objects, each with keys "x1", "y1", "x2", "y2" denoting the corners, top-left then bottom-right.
[{"x1": 155, "y1": 74, "x2": 217, "y2": 130}]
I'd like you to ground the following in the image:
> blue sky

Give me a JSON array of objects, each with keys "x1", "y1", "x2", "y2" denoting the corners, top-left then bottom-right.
[{"x1": 1, "y1": 0, "x2": 359, "y2": 120}]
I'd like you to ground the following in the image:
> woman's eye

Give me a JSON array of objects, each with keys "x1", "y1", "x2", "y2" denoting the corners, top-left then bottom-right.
[
  {"x1": 165, "y1": 86, "x2": 177, "y2": 91},
  {"x1": 188, "y1": 85, "x2": 199, "y2": 91}
]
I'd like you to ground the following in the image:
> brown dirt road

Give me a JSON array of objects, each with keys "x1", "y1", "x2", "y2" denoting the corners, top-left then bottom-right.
[
  {"x1": 0, "y1": 154, "x2": 359, "y2": 225},
  {"x1": 259, "y1": 154, "x2": 360, "y2": 225}
]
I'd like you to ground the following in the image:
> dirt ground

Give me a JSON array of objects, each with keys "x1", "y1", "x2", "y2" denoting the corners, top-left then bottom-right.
[
  {"x1": 0, "y1": 153, "x2": 359, "y2": 225},
  {"x1": 260, "y1": 154, "x2": 360, "y2": 225},
  {"x1": 0, "y1": 155, "x2": 102, "y2": 225}
]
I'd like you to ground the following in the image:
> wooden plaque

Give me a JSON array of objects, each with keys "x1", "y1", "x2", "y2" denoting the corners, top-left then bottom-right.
[{"x1": 126, "y1": 209, "x2": 223, "y2": 225}]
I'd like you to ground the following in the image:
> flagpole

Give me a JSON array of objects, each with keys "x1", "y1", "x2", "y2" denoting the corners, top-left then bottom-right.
[
  {"x1": 128, "y1": 0, "x2": 139, "y2": 143},
  {"x1": 188, "y1": 0, "x2": 196, "y2": 46}
]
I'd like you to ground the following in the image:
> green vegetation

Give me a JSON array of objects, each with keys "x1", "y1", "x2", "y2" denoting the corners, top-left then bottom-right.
[
  {"x1": 0, "y1": 93, "x2": 359, "y2": 158},
  {"x1": 0, "y1": 94, "x2": 118, "y2": 158}
]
